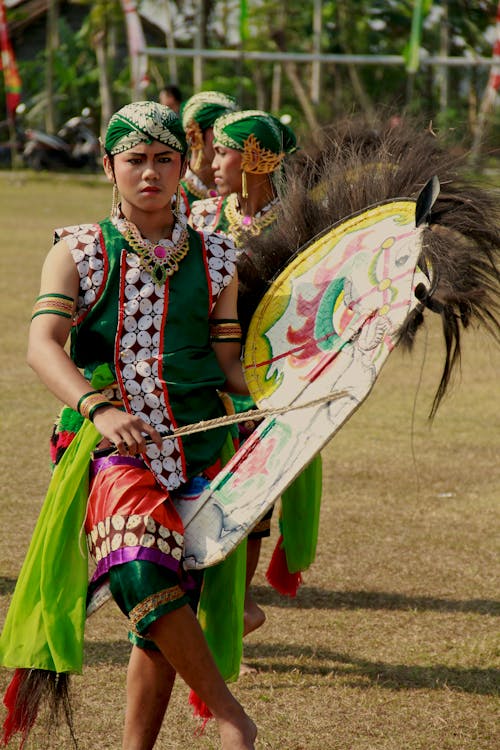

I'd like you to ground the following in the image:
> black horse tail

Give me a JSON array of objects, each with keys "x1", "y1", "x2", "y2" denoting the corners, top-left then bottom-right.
[{"x1": 2, "y1": 668, "x2": 77, "y2": 748}]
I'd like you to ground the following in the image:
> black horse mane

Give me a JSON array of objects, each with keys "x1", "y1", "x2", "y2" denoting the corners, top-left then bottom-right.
[{"x1": 238, "y1": 116, "x2": 500, "y2": 417}]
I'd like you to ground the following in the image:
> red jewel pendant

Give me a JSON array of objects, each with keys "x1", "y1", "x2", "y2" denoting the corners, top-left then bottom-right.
[
  {"x1": 242, "y1": 215, "x2": 252, "y2": 226},
  {"x1": 154, "y1": 245, "x2": 167, "y2": 259}
]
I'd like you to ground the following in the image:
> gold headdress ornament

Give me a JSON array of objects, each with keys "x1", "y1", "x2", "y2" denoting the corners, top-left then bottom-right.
[
  {"x1": 182, "y1": 91, "x2": 238, "y2": 172},
  {"x1": 184, "y1": 120, "x2": 204, "y2": 170},
  {"x1": 213, "y1": 109, "x2": 293, "y2": 197},
  {"x1": 239, "y1": 134, "x2": 285, "y2": 197},
  {"x1": 240, "y1": 133, "x2": 285, "y2": 175}
]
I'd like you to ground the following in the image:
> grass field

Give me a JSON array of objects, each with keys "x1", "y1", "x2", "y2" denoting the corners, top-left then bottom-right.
[{"x1": 0, "y1": 171, "x2": 498, "y2": 749}]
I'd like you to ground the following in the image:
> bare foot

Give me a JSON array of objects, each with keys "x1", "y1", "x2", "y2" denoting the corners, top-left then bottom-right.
[
  {"x1": 243, "y1": 593, "x2": 266, "y2": 637},
  {"x1": 217, "y1": 710, "x2": 257, "y2": 750}
]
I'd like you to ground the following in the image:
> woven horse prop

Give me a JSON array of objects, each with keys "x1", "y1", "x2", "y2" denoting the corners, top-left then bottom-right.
[{"x1": 175, "y1": 120, "x2": 500, "y2": 569}]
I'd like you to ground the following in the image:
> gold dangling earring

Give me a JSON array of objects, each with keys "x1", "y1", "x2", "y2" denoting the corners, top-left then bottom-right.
[
  {"x1": 241, "y1": 170, "x2": 248, "y2": 199},
  {"x1": 110, "y1": 183, "x2": 119, "y2": 219},
  {"x1": 174, "y1": 184, "x2": 182, "y2": 216},
  {"x1": 194, "y1": 148, "x2": 203, "y2": 172}
]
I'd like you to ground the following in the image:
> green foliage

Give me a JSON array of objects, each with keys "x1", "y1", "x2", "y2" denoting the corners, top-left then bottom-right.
[
  {"x1": 15, "y1": 16, "x2": 101, "y2": 129},
  {"x1": 86, "y1": 0, "x2": 123, "y2": 29}
]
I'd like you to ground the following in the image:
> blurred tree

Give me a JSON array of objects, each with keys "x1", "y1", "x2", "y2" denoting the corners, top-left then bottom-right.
[
  {"x1": 83, "y1": 0, "x2": 122, "y2": 136},
  {"x1": 45, "y1": 0, "x2": 59, "y2": 133},
  {"x1": 1, "y1": 0, "x2": 499, "y2": 158}
]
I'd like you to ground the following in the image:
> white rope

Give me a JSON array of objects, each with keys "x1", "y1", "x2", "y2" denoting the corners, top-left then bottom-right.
[
  {"x1": 169, "y1": 388, "x2": 350, "y2": 438},
  {"x1": 100, "y1": 389, "x2": 351, "y2": 458}
]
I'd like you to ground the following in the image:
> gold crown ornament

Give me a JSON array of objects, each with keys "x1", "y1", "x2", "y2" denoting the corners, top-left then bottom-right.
[
  {"x1": 241, "y1": 133, "x2": 285, "y2": 175},
  {"x1": 185, "y1": 120, "x2": 204, "y2": 170}
]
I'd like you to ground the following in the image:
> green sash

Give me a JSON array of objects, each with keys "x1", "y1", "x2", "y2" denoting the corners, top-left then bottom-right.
[
  {"x1": 281, "y1": 453, "x2": 322, "y2": 573},
  {"x1": 0, "y1": 423, "x2": 245, "y2": 683},
  {"x1": 0, "y1": 420, "x2": 100, "y2": 673},
  {"x1": 197, "y1": 435, "x2": 246, "y2": 682}
]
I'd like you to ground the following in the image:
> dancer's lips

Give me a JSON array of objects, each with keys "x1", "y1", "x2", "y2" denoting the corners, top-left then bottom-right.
[{"x1": 142, "y1": 186, "x2": 160, "y2": 193}]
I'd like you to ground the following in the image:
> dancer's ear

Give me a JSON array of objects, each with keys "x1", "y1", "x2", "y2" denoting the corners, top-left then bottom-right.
[{"x1": 103, "y1": 151, "x2": 115, "y2": 183}]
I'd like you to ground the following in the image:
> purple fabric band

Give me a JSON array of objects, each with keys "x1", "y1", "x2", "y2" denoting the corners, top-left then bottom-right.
[
  {"x1": 90, "y1": 546, "x2": 181, "y2": 583},
  {"x1": 90, "y1": 454, "x2": 145, "y2": 479}
]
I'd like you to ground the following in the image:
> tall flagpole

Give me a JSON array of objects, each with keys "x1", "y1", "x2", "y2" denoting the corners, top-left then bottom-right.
[
  {"x1": 120, "y1": 0, "x2": 149, "y2": 101},
  {"x1": 405, "y1": 0, "x2": 425, "y2": 105},
  {"x1": 470, "y1": 0, "x2": 500, "y2": 166},
  {"x1": 193, "y1": 0, "x2": 203, "y2": 91},
  {"x1": 311, "y1": 0, "x2": 321, "y2": 105}
]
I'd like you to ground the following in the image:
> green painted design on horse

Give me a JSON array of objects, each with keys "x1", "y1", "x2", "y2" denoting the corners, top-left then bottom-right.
[
  {"x1": 217, "y1": 417, "x2": 292, "y2": 504},
  {"x1": 314, "y1": 277, "x2": 345, "y2": 350},
  {"x1": 368, "y1": 247, "x2": 383, "y2": 285},
  {"x1": 262, "y1": 327, "x2": 282, "y2": 388}
]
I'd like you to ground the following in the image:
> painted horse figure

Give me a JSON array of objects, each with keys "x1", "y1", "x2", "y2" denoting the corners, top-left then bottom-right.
[{"x1": 176, "y1": 118, "x2": 500, "y2": 569}]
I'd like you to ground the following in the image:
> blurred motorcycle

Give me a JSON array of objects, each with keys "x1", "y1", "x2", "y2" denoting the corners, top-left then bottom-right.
[
  {"x1": 22, "y1": 108, "x2": 100, "y2": 171},
  {"x1": 0, "y1": 117, "x2": 26, "y2": 167}
]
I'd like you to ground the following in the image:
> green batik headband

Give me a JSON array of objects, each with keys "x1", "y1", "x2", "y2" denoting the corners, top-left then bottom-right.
[
  {"x1": 105, "y1": 101, "x2": 187, "y2": 156},
  {"x1": 213, "y1": 109, "x2": 296, "y2": 155},
  {"x1": 182, "y1": 92, "x2": 238, "y2": 164},
  {"x1": 213, "y1": 109, "x2": 297, "y2": 175},
  {"x1": 181, "y1": 91, "x2": 238, "y2": 132}
]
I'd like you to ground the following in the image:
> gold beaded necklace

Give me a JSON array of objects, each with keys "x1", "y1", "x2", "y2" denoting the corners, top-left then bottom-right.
[
  {"x1": 224, "y1": 193, "x2": 280, "y2": 247},
  {"x1": 117, "y1": 217, "x2": 190, "y2": 284}
]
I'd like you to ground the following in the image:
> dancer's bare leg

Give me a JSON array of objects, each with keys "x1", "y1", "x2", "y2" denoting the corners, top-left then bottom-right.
[
  {"x1": 123, "y1": 646, "x2": 176, "y2": 750},
  {"x1": 148, "y1": 604, "x2": 257, "y2": 749},
  {"x1": 244, "y1": 537, "x2": 266, "y2": 637}
]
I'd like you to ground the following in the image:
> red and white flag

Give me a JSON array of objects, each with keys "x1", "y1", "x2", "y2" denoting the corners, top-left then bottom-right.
[
  {"x1": 489, "y1": 0, "x2": 500, "y2": 92},
  {"x1": 0, "y1": 0, "x2": 22, "y2": 117}
]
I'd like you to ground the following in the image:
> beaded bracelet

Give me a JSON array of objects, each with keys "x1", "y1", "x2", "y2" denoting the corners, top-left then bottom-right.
[{"x1": 77, "y1": 391, "x2": 113, "y2": 422}]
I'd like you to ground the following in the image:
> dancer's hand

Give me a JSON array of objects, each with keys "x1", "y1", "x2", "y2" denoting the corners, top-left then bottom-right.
[{"x1": 92, "y1": 407, "x2": 163, "y2": 456}]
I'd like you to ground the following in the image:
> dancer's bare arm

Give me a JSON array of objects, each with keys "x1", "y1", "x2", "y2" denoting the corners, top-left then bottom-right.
[
  {"x1": 27, "y1": 240, "x2": 162, "y2": 455},
  {"x1": 211, "y1": 274, "x2": 249, "y2": 395}
]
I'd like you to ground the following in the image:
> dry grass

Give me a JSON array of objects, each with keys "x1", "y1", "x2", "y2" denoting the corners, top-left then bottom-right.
[{"x1": 0, "y1": 172, "x2": 498, "y2": 749}]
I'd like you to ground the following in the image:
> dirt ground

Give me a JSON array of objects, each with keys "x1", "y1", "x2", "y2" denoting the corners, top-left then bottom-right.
[{"x1": 0, "y1": 173, "x2": 498, "y2": 749}]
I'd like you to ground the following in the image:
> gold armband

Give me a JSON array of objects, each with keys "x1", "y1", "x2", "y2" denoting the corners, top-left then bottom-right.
[
  {"x1": 77, "y1": 391, "x2": 113, "y2": 422},
  {"x1": 31, "y1": 293, "x2": 74, "y2": 320},
  {"x1": 209, "y1": 318, "x2": 242, "y2": 343}
]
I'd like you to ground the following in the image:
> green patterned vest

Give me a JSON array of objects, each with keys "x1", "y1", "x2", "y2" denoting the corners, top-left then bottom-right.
[{"x1": 57, "y1": 217, "x2": 235, "y2": 487}]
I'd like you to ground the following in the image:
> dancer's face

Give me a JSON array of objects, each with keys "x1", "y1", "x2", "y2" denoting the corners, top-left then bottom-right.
[
  {"x1": 104, "y1": 141, "x2": 183, "y2": 215},
  {"x1": 212, "y1": 143, "x2": 243, "y2": 197}
]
